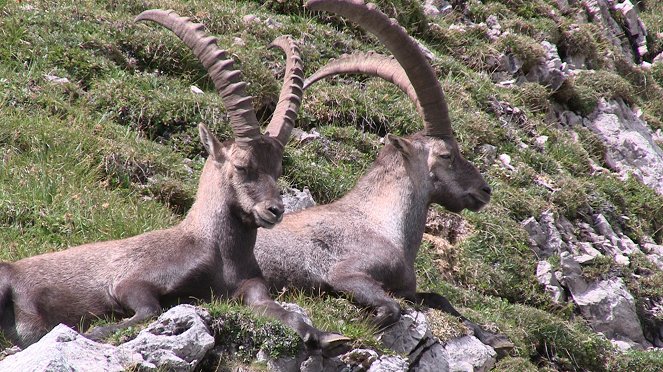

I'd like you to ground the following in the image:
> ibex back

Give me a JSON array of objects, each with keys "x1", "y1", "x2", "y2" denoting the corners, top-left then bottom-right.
[
  {"x1": 255, "y1": 0, "x2": 513, "y2": 354},
  {"x1": 0, "y1": 9, "x2": 348, "y2": 354}
]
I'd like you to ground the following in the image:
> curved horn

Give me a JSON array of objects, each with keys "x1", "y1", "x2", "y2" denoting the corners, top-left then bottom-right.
[
  {"x1": 264, "y1": 35, "x2": 305, "y2": 147},
  {"x1": 304, "y1": 52, "x2": 420, "y2": 112},
  {"x1": 135, "y1": 9, "x2": 261, "y2": 142},
  {"x1": 304, "y1": 0, "x2": 452, "y2": 137}
]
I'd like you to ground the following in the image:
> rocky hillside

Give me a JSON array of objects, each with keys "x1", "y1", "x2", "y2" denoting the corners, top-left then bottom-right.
[{"x1": 1, "y1": 0, "x2": 663, "y2": 370}]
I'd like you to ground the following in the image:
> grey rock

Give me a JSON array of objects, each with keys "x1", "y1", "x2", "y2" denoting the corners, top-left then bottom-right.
[
  {"x1": 522, "y1": 211, "x2": 567, "y2": 258},
  {"x1": 368, "y1": 355, "x2": 410, "y2": 372},
  {"x1": 477, "y1": 144, "x2": 498, "y2": 167},
  {"x1": 257, "y1": 349, "x2": 307, "y2": 372},
  {"x1": 119, "y1": 304, "x2": 215, "y2": 371},
  {"x1": 282, "y1": 187, "x2": 316, "y2": 214},
  {"x1": 378, "y1": 309, "x2": 451, "y2": 371},
  {"x1": 525, "y1": 41, "x2": 569, "y2": 90},
  {"x1": 423, "y1": 0, "x2": 451, "y2": 17},
  {"x1": 585, "y1": 99, "x2": 663, "y2": 195},
  {"x1": 566, "y1": 274, "x2": 649, "y2": 347},
  {"x1": 379, "y1": 309, "x2": 431, "y2": 355},
  {"x1": 614, "y1": 0, "x2": 648, "y2": 59},
  {"x1": 559, "y1": 110, "x2": 583, "y2": 127},
  {"x1": 291, "y1": 127, "x2": 322, "y2": 144},
  {"x1": 583, "y1": 0, "x2": 635, "y2": 62},
  {"x1": 443, "y1": 335, "x2": 496, "y2": 372},
  {"x1": 0, "y1": 324, "x2": 145, "y2": 372},
  {"x1": 536, "y1": 261, "x2": 566, "y2": 303},
  {"x1": 653, "y1": 52, "x2": 663, "y2": 65}
]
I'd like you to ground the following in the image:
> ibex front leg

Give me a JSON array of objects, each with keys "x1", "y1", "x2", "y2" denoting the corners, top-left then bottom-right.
[
  {"x1": 237, "y1": 278, "x2": 350, "y2": 357},
  {"x1": 86, "y1": 281, "x2": 162, "y2": 341},
  {"x1": 327, "y1": 268, "x2": 402, "y2": 329}
]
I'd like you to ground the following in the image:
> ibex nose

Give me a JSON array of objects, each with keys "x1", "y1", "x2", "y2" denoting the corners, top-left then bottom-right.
[
  {"x1": 482, "y1": 185, "x2": 492, "y2": 195},
  {"x1": 267, "y1": 203, "x2": 285, "y2": 218}
]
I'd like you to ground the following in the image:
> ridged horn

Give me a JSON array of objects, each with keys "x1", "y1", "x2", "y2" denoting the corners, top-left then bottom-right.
[
  {"x1": 135, "y1": 9, "x2": 261, "y2": 142},
  {"x1": 264, "y1": 35, "x2": 305, "y2": 147},
  {"x1": 303, "y1": 52, "x2": 421, "y2": 114},
  {"x1": 304, "y1": 0, "x2": 452, "y2": 137}
]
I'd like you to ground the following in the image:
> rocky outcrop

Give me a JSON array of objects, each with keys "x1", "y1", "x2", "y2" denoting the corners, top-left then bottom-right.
[
  {"x1": 0, "y1": 305, "x2": 214, "y2": 371},
  {"x1": 118, "y1": 304, "x2": 215, "y2": 371},
  {"x1": 561, "y1": 254, "x2": 650, "y2": 348},
  {"x1": 0, "y1": 303, "x2": 503, "y2": 372},
  {"x1": 585, "y1": 99, "x2": 663, "y2": 196},
  {"x1": 282, "y1": 187, "x2": 316, "y2": 214},
  {"x1": 0, "y1": 325, "x2": 144, "y2": 371},
  {"x1": 523, "y1": 211, "x2": 662, "y2": 349}
]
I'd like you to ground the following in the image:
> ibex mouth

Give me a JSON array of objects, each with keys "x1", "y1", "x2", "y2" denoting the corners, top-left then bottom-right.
[
  {"x1": 254, "y1": 209, "x2": 282, "y2": 229},
  {"x1": 467, "y1": 193, "x2": 490, "y2": 212}
]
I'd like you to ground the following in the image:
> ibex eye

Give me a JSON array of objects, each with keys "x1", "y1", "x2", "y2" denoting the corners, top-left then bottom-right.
[
  {"x1": 439, "y1": 154, "x2": 451, "y2": 159},
  {"x1": 234, "y1": 164, "x2": 247, "y2": 172}
]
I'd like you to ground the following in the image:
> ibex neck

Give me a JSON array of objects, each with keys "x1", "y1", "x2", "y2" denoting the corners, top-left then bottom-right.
[
  {"x1": 181, "y1": 164, "x2": 256, "y2": 253},
  {"x1": 339, "y1": 151, "x2": 429, "y2": 263}
]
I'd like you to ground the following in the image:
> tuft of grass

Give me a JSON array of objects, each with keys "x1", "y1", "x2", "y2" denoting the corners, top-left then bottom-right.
[{"x1": 204, "y1": 300, "x2": 303, "y2": 361}]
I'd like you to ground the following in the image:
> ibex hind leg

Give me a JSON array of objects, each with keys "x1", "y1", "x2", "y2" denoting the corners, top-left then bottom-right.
[
  {"x1": 86, "y1": 281, "x2": 161, "y2": 342},
  {"x1": 238, "y1": 278, "x2": 351, "y2": 357},
  {"x1": 327, "y1": 271, "x2": 402, "y2": 329},
  {"x1": 414, "y1": 292, "x2": 514, "y2": 356}
]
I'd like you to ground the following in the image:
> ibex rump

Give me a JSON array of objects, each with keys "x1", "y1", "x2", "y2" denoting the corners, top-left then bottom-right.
[
  {"x1": 0, "y1": 9, "x2": 347, "y2": 354},
  {"x1": 255, "y1": 0, "x2": 513, "y2": 353}
]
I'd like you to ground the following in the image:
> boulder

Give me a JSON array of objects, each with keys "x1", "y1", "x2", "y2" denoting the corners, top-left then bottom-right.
[
  {"x1": 561, "y1": 254, "x2": 649, "y2": 347},
  {"x1": 444, "y1": 335, "x2": 497, "y2": 372},
  {"x1": 282, "y1": 187, "x2": 316, "y2": 214},
  {"x1": 536, "y1": 261, "x2": 566, "y2": 303},
  {"x1": 119, "y1": 304, "x2": 215, "y2": 371},
  {"x1": 614, "y1": 0, "x2": 648, "y2": 60},
  {"x1": 0, "y1": 324, "x2": 145, "y2": 372}
]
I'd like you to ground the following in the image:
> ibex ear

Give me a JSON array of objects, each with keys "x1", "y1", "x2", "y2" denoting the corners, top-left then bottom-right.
[
  {"x1": 386, "y1": 134, "x2": 413, "y2": 157},
  {"x1": 198, "y1": 124, "x2": 225, "y2": 161}
]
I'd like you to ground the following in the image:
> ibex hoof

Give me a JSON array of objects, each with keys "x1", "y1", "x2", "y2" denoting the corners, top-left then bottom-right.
[
  {"x1": 84, "y1": 327, "x2": 110, "y2": 343},
  {"x1": 482, "y1": 333, "x2": 514, "y2": 358},
  {"x1": 320, "y1": 333, "x2": 352, "y2": 358},
  {"x1": 374, "y1": 303, "x2": 401, "y2": 328}
]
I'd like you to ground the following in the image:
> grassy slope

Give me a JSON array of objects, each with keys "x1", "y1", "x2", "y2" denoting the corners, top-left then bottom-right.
[{"x1": 1, "y1": 0, "x2": 663, "y2": 370}]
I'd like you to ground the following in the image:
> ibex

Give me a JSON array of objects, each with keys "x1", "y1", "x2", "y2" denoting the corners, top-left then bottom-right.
[
  {"x1": 0, "y1": 9, "x2": 347, "y2": 354},
  {"x1": 255, "y1": 0, "x2": 513, "y2": 353}
]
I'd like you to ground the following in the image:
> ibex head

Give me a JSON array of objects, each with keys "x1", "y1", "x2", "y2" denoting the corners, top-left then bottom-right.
[
  {"x1": 304, "y1": 0, "x2": 490, "y2": 213},
  {"x1": 385, "y1": 133, "x2": 490, "y2": 212},
  {"x1": 137, "y1": 12, "x2": 304, "y2": 227}
]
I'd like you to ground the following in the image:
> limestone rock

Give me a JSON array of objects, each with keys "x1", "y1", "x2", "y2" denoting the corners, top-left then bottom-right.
[
  {"x1": 614, "y1": 0, "x2": 648, "y2": 60},
  {"x1": 378, "y1": 309, "x2": 451, "y2": 371},
  {"x1": 0, "y1": 324, "x2": 145, "y2": 372},
  {"x1": 536, "y1": 261, "x2": 566, "y2": 303},
  {"x1": 525, "y1": 41, "x2": 569, "y2": 90},
  {"x1": 282, "y1": 187, "x2": 316, "y2": 214},
  {"x1": 586, "y1": 99, "x2": 663, "y2": 195},
  {"x1": 560, "y1": 255, "x2": 649, "y2": 348},
  {"x1": 582, "y1": 0, "x2": 635, "y2": 62},
  {"x1": 119, "y1": 304, "x2": 215, "y2": 371},
  {"x1": 444, "y1": 335, "x2": 497, "y2": 372}
]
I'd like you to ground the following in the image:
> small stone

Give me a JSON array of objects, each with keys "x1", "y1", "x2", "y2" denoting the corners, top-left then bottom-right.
[
  {"x1": 190, "y1": 85, "x2": 203, "y2": 94},
  {"x1": 45, "y1": 74, "x2": 70, "y2": 84},
  {"x1": 498, "y1": 154, "x2": 514, "y2": 170},
  {"x1": 242, "y1": 14, "x2": 260, "y2": 25}
]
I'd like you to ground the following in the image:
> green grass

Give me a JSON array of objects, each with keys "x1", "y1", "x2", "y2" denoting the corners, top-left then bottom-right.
[{"x1": 2, "y1": 0, "x2": 663, "y2": 370}]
